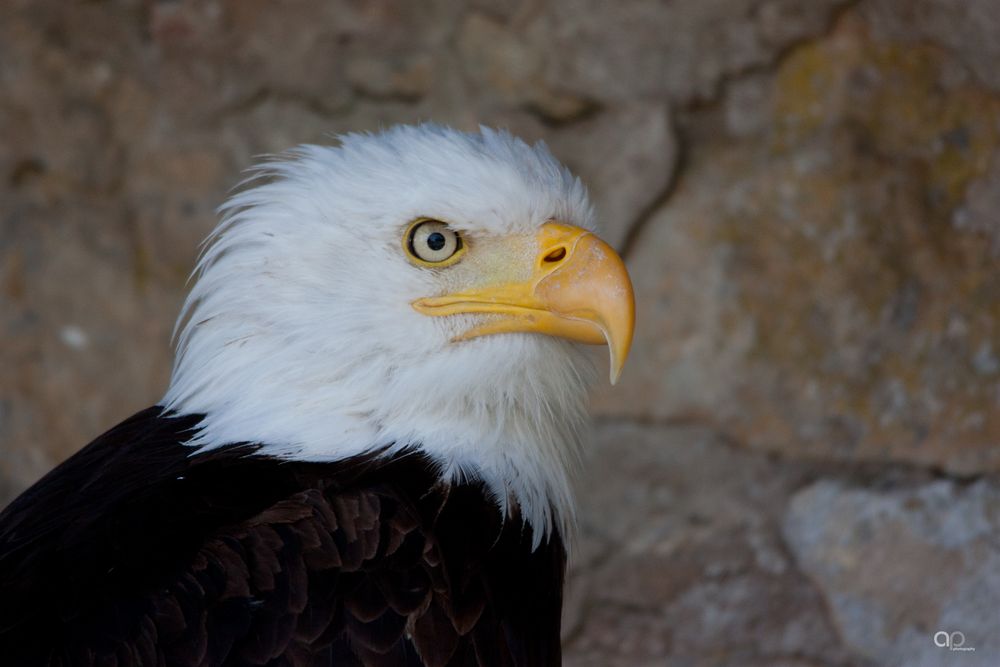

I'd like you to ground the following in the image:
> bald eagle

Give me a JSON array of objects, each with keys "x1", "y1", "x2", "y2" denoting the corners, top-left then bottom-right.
[{"x1": 0, "y1": 125, "x2": 634, "y2": 666}]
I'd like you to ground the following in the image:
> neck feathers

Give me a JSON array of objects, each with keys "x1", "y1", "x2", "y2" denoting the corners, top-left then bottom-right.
[{"x1": 164, "y1": 324, "x2": 593, "y2": 546}]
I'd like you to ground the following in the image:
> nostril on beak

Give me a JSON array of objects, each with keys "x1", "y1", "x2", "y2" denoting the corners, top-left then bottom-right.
[{"x1": 543, "y1": 247, "x2": 567, "y2": 263}]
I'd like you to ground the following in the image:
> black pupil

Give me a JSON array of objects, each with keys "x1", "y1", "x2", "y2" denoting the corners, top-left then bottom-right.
[{"x1": 426, "y1": 231, "x2": 447, "y2": 251}]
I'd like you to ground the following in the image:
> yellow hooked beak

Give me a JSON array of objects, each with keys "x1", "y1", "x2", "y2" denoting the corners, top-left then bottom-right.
[{"x1": 412, "y1": 222, "x2": 636, "y2": 383}]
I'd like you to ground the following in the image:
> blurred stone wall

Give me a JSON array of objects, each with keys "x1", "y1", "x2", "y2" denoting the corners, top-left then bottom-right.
[{"x1": 2, "y1": 1, "x2": 999, "y2": 664}]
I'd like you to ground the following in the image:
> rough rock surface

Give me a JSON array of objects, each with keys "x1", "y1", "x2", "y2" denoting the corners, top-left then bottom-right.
[
  {"x1": 2, "y1": 1, "x2": 999, "y2": 664},
  {"x1": 563, "y1": 422, "x2": 875, "y2": 667},
  {"x1": 784, "y1": 479, "x2": 1000, "y2": 666},
  {"x1": 595, "y1": 15, "x2": 1000, "y2": 476}
]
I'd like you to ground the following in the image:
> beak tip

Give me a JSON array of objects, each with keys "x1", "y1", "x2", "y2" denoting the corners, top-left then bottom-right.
[{"x1": 608, "y1": 358, "x2": 625, "y2": 386}]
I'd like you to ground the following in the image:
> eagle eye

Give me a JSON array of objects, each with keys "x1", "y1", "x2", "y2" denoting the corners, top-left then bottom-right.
[{"x1": 405, "y1": 220, "x2": 465, "y2": 266}]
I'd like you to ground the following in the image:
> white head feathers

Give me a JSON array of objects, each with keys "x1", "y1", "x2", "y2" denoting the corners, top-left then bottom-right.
[{"x1": 163, "y1": 124, "x2": 597, "y2": 542}]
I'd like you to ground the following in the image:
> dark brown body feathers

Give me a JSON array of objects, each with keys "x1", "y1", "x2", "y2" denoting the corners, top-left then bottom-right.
[{"x1": 0, "y1": 408, "x2": 565, "y2": 666}]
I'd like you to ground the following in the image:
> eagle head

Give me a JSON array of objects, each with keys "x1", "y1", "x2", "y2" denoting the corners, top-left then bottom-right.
[{"x1": 163, "y1": 124, "x2": 635, "y2": 540}]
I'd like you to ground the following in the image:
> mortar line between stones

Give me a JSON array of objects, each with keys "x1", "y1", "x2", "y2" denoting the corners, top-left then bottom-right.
[
  {"x1": 592, "y1": 414, "x2": 997, "y2": 486},
  {"x1": 618, "y1": 109, "x2": 685, "y2": 259}
]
